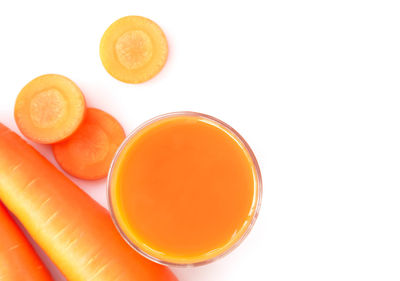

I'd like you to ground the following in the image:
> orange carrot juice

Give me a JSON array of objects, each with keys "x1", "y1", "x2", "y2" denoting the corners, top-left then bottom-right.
[{"x1": 108, "y1": 112, "x2": 262, "y2": 265}]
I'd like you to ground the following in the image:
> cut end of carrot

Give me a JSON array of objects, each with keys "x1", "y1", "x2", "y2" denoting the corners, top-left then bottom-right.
[
  {"x1": 53, "y1": 108, "x2": 125, "y2": 180},
  {"x1": 14, "y1": 74, "x2": 86, "y2": 144},
  {"x1": 100, "y1": 16, "x2": 168, "y2": 84}
]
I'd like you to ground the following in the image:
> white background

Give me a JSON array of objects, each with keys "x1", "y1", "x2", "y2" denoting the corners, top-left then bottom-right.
[{"x1": 1, "y1": 0, "x2": 400, "y2": 280}]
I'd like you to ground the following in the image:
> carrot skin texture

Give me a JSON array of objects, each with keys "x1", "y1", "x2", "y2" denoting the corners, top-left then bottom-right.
[
  {"x1": 0, "y1": 202, "x2": 53, "y2": 281},
  {"x1": 0, "y1": 124, "x2": 177, "y2": 281}
]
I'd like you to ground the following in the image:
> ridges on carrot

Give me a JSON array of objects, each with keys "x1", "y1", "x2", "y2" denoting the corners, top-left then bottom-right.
[
  {"x1": 0, "y1": 123, "x2": 177, "y2": 281},
  {"x1": 0, "y1": 202, "x2": 53, "y2": 281}
]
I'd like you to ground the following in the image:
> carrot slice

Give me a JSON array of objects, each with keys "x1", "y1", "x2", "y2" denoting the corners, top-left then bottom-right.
[
  {"x1": 0, "y1": 202, "x2": 53, "y2": 281},
  {"x1": 0, "y1": 123, "x2": 178, "y2": 281},
  {"x1": 14, "y1": 74, "x2": 86, "y2": 144},
  {"x1": 100, "y1": 16, "x2": 168, "y2": 83},
  {"x1": 53, "y1": 108, "x2": 125, "y2": 180}
]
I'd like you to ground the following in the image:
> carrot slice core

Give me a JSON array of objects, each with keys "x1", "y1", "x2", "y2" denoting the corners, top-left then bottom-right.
[
  {"x1": 116, "y1": 30, "x2": 153, "y2": 70},
  {"x1": 30, "y1": 89, "x2": 67, "y2": 128}
]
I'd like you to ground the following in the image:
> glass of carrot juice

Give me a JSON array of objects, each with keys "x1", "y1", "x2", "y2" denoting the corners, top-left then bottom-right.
[{"x1": 108, "y1": 112, "x2": 262, "y2": 266}]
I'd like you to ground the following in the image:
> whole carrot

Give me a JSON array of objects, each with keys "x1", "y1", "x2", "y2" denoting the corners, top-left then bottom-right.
[
  {"x1": 0, "y1": 123, "x2": 177, "y2": 281},
  {"x1": 0, "y1": 202, "x2": 53, "y2": 281}
]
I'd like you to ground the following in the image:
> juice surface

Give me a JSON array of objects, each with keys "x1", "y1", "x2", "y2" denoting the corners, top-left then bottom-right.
[{"x1": 110, "y1": 114, "x2": 259, "y2": 264}]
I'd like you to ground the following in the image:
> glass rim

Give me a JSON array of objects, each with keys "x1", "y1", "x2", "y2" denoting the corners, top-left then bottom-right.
[{"x1": 107, "y1": 111, "x2": 263, "y2": 267}]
